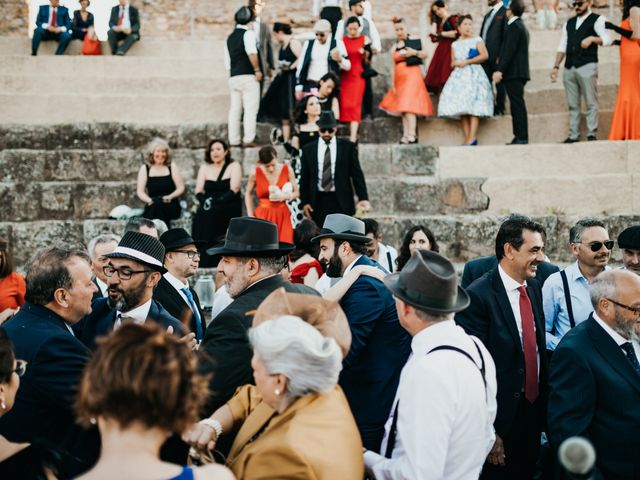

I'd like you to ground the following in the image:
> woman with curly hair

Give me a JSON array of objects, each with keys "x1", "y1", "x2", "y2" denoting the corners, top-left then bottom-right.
[{"x1": 396, "y1": 225, "x2": 440, "y2": 271}]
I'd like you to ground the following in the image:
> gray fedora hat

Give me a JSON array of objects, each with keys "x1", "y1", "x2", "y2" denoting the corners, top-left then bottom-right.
[
  {"x1": 311, "y1": 214, "x2": 372, "y2": 244},
  {"x1": 383, "y1": 250, "x2": 470, "y2": 314}
]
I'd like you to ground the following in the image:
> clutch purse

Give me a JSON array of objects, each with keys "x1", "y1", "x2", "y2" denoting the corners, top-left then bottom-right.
[
  {"x1": 404, "y1": 38, "x2": 424, "y2": 66},
  {"x1": 467, "y1": 48, "x2": 480, "y2": 60}
]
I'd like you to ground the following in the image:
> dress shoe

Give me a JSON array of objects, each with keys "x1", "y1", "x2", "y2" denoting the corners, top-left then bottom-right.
[
  {"x1": 242, "y1": 141, "x2": 259, "y2": 148},
  {"x1": 508, "y1": 138, "x2": 528, "y2": 145},
  {"x1": 562, "y1": 137, "x2": 579, "y2": 143},
  {"x1": 587, "y1": 135, "x2": 597, "y2": 141}
]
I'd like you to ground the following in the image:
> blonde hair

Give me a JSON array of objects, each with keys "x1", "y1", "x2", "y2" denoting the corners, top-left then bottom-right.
[{"x1": 144, "y1": 137, "x2": 172, "y2": 167}]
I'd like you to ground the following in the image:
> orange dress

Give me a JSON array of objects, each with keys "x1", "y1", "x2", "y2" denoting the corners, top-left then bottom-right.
[
  {"x1": 608, "y1": 19, "x2": 640, "y2": 140},
  {"x1": 379, "y1": 48, "x2": 435, "y2": 116},
  {"x1": 253, "y1": 164, "x2": 294, "y2": 243},
  {"x1": 0, "y1": 272, "x2": 26, "y2": 311}
]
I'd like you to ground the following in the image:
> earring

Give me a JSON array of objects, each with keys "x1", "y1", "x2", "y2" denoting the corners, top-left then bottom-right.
[
  {"x1": 90, "y1": 417, "x2": 97, "y2": 425},
  {"x1": 1, "y1": 401, "x2": 6, "y2": 410},
  {"x1": 274, "y1": 388, "x2": 281, "y2": 396}
]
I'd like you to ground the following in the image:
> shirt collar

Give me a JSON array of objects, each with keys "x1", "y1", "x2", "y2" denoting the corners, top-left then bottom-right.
[
  {"x1": 343, "y1": 255, "x2": 363, "y2": 276},
  {"x1": 592, "y1": 312, "x2": 628, "y2": 347},
  {"x1": 411, "y1": 319, "x2": 458, "y2": 354},
  {"x1": 491, "y1": 3, "x2": 502, "y2": 13},
  {"x1": 95, "y1": 277, "x2": 108, "y2": 295},
  {"x1": 508, "y1": 15, "x2": 519, "y2": 24},
  {"x1": 164, "y1": 271, "x2": 189, "y2": 291},
  {"x1": 236, "y1": 24, "x2": 249, "y2": 30},
  {"x1": 498, "y1": 264, "x2": 527, "y2": 292},
  {"x1": 118, "y1": 298, "x2": 153, "y2": 324}
]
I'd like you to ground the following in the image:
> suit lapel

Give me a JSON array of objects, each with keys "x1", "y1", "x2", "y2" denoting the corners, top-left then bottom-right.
[
  {"x1": 587, "y1": 315, "x2": 640, "y2": 394},
  {"x1": 230, "y1": 402, "x2": 276, "y2": 456},
  {"x1": 491, "y1": 270, "x2": 522, "y2": 350}
]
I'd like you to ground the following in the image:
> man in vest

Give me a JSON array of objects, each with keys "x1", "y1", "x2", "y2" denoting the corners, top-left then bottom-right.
[
  {"x1": 296, "y1": 19, "x2": 351, "y2": 93},
  {"x1": 224, "y1": 6, "x2": 262, "y2": 147},
  {"x1": 550, "y1": 0, "x2": 612, "y2": 143}
]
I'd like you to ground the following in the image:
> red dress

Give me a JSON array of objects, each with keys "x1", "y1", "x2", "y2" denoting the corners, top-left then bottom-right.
[
  {"x1": 339, "y1": 35, "x2": 366, "y2": 122},
  {"x1": 0, "y1": 272, "x2": 26, "y2": 311},
  {"x1": 608, "y1": 18, "x2": 640, "y2": 140},
  {"x1": 290, "y1": 259, "x2": 323, "y2": 284},
  {"x1": 424, "y1": 16, "x2": 459, "y2": 93},
  {"x1": 253, "y1": 164, "x2": 294, "y2": 243}
]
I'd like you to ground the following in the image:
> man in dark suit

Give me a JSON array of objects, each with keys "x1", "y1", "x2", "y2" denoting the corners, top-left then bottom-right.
[
  {"x1": 154, "y1": 228, "x2": 206, "y2": 343},
  {"x1": 300, "y1": 111, "x2": 370, "y2": 227},
  {"x1": 107, "y1": 0, "x2": 140, "y2": 55},
  {"x1": 199, "y1": 217, "x2": 318, "y2": 414},
  {"x1": 456, "y1": 216, "x2": 549, "y2": 479},
  {"x1": 314, "y1": 214, "x2": 412, "y2": 451},
  {"x1": 78, "y1": 231, "x2": 187, "y2": 352},
  {"x1": 0, "y1": 247, "x2": 100, "y2": 477},
  {"x1": 32, "y1": 0, "x2": 72, "y2": 56},
  {"x1": 87, "y1": 233, "x2": 120, "y2": 302},
  {"x1": 493, "y1": 0, "x2": 530, "y2": 145},
  {"x1": 548, "y1": 270, "x2": 640, "y2": 479},
  {"x1": 481, "y1": 0, "x2": 508, "y2": 115},
  {"x1": 462, "y1": 256, "x2": 560, "y2": 288}
]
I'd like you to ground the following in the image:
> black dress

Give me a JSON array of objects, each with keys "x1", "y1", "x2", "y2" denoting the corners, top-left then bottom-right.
[
  {"x1": 192, "y1": 162, "x2": 242, "y2": 268},
  {"x1": 318, "y1": 95, "x2": 336, "y2": 113},
  {"x1": 142, "y1": 165, "x2": 181, "y2": 225},
  {"x1": 259, "y1": 43, "x2": 298, "y2": 121},
  {"x1": 71, "y1": 10, "x2": 94, "y2": 40}
]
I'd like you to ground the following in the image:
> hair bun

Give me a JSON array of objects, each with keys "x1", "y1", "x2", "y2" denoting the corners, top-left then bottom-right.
[{"x1": 391, "y1": 16, "x2": 403, "y2": 24}]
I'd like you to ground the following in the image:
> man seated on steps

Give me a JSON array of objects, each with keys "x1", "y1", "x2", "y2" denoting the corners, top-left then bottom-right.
[
  {"x1": 107, "y1": 0, "x2": 141, "y2": 56},
  {"x1": 32, "y1": 0, "x2": 72, "y2": 56}
]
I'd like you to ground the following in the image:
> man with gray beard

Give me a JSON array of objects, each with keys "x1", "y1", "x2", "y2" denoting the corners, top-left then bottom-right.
[
  {"x1": 77, "y1": 231, "x2": 187, "y2": 351},
  {"x1": 548, "y1": 270, "x2": 640, "y2": 478}
]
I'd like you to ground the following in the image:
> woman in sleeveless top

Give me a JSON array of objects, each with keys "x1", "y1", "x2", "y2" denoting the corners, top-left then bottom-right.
[
  {"x1": 74, "y1": 323, "x2": 234, "y2": 480},
  {"x1": 245, "y1": 146, "x2": 299, "y2": 243},
  {"x1": 339, "y1": 17, "x2": 369, "y2": 142},
  {"x1": 317, "y1": 72, "x2": 341, "y2": 119},
  {"x1": 136, "y1": 137, "x2": 184, "y2": 226},
  {"x1": 192, "y1": 139, "x2": 243, "y2": 268}
]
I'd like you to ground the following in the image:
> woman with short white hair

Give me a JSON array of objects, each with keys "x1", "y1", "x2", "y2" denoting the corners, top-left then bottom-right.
[{"x1": 185, "y1": 313, "x2": 364, "y2": 479}]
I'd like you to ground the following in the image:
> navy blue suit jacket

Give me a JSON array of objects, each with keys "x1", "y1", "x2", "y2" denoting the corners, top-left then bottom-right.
[
  {"x1": 35, "y1": 5, "x2": 71, "y2": 30},
  {"x1": 78, "y1": 297, "x2": 185, "y2": 351},
  {"x1": 548, "y1": 315, "x2": 640, "y2": 479},
  {"x1": 338, "y1": 255, "x2": 412, "y2": 451},
  {"x1": 461, "y1": 255, "x2": 560, "y2": 289},
  {"x1": 0, "y1": 303, "x2": 99, "y2": 476}
]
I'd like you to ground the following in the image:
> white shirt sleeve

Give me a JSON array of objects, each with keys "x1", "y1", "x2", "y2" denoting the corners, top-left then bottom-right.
[
  {"x1": 335, "y1": 19, "x2": 345, "y2": 40},
  {"x1": 224, "y1": 43, "x2": 231, "y2": 71},
  {"x1": 243, "y1": 29, "x2": 258, "y2": 55},
  {"x1": 557, "y1": 22, "x2": 568, "y2": 53},
  {"x1": 335, "y1": 38, "x2": 351, "y2": 70},
  {"x1": 594, "y1": 15, "x2": 613, "y2": 46},
  {"x1": 369, "y1": 20, "x2": 382, "y2": 53}
]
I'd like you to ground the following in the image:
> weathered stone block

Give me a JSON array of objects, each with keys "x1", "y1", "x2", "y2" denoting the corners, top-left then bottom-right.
[
  {"x1": 83, "y1": 219, "x2": 128, "y2": 243},
  {"x1": 74, "y1": 182, "x2": 140, "y2": 219},
  {"x1": 359, "y1": 144, "x2": 392, "y2": 176},
  {"x1": 0, "y1": 124, "x2": 51, "y2": 150},
  {"x1": 358, "y1": 117, "x2": 403, "y2": 144},
  {"x1": 92, "y1": 123, "x2": 136, "y2": 150},
  {"x1": 366, "y1": 178, "x2": 397, "y2": 213},
  {"x1": 45, "y1": 150, "x2": 96, "y2": 181},
  {"x1": 178, "y1": 124, "x2": 227, "y2": 148},
  {"x1": 11, "y1": 221, "x2": 85, "y2": 265},
  {"x1": 0, "y1": 150, "x2": 46, "y2": 182},
  {"x1": 391, "y1": 144, "x2": 437, "y2": 176},
  {"x1": 172, "y1": 148, "x2": 205, "y2": 181},
  {"x1": 0, "y1": 182, "x2": 42, "y2": 222},
  {"x1": 393, "y1": 178, "x2": 441, "y2": 214},
  {"x1": 40, "y1": 182, "x2": 75, "y2": 218},
  {"x1": 93, "y1": 150, "x2": 143, "y2": 181},
  {"x1": 49, "y1": 124, "x2": 93, "y2": 149},
  {"x1": 441, "y1": 178, "x2": 489, "y2": 213}
]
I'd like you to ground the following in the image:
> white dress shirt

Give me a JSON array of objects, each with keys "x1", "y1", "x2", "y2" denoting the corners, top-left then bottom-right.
[
  {"x1": 592, "y1": 312, "x2": 640, "y2": 359},
  {"x1": 482, "y1": 3, "x2": 503, "y2": 39},
  {"x1": 508, "y1": 15, "x2": 520, "y2": 25},
  {"x1": 557, "y1": 11, "x2": 613, "y2": 53},
  {"x1": 376, "y1": 243, "x2": 398, "y2": 273},
  {"x1": 42, "y1": 6, "x2": 67, "y2": 32},
  {"x1": 364, "y1": 320, "x2": 498, "y2": 480},
  {"x1": 114, "y1": 298, "x2": 152, "y2": 329},
  {"x1": 113, "y1": 5, "x2": 131, "y2": 30},
  {"x1": 297, "y1": 38, "x2": 351, "y2": 82},
  {"x1": 163, "y1": 271, "x2": 190, "y2": 306},
  {"x1": 224, "y1": 25, "x2": 259, "y2": 71},
  {"x1": 95, "y1": 277, "x2": 109, "y2": 297},
  {"x1": 316, "y1": 136, "x2": 337, "y2": 192}
]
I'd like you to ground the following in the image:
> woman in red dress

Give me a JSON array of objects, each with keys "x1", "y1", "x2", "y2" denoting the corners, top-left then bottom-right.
[
  {"x1": 289, "y1": 219, "x2": 323, "y2": 287},
  {"x1": 0, "y1": 239, "x2": 25, "y2": 325},
  {"x1": 339, "y1": 16, "x2": 370, "y2": 142},
  {"x1": 245, "y1": 146, "x2": 299, "y2": 243},
  {"x1": 379, "y1": 17, "x2": 435, "y2": 143},
  {"x1": 424, "y1": 1, "x2": 459, "y2": 94}
]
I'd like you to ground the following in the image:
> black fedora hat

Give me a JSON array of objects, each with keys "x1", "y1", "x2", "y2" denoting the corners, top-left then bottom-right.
[
  {"x1": 312, "y1": 214, "x2": 372, "y2": 244},
  {"x1": 104, "y1": 230, "x2": 167, "y2": 274},
  {"x1": 207, "y1": 217, "x2": 294, "y2": 259},
  {"x1": 618, "y1": 225, "x2": 640, "y2": 250},
  {"x1": 159, "y1": 228, "x2": 204, "y2": 252},
  {"x1": 383, "y1": 250, "x2": 470, "y2": 314},
  {"x1": 316, "y1": 111, "x2": 338, "y2": 130}
]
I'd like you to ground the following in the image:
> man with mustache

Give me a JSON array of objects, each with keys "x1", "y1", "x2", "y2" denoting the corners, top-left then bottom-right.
[
  {"x1": 548, "y1": 270, "x2": 640, "y2": 478},
  {"x1": 456, "y1": 216, "x2": 548, "y2": 479},
  {"x1": 543, "y1": 218, "x2": 611, "y2": 352},
  {"x1": 618, "y1": 226, "x2": 640, "y2": 276}
]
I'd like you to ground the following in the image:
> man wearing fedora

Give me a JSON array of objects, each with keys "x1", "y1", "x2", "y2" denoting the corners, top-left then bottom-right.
[
  {"x1": 199, "y1": 217, "x2": 318, "y2": 415},
  {"x1": 77, "y1": 231, "x2": 187, "y2": 351},
  {"x1": 314, "y1": 214, "x2": 411, "y2": 451},
  {"x1": 455, "y1": 216, "x2": 549, "y2": 480},
  {"x1": 300, "y1": 111, "x2": 370, "y2": 227},
  {"x1": 618, "y1": 225, "x2": 640, "y2": 276},
  {"x1": 154, "y1": 228, "x2": 206, "y2": 344},
  {"x1": 364, "y1": 250, "x2": 498, "y2": 478}
]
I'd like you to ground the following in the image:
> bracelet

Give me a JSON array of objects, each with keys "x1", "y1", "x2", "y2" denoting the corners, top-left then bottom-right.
[{"x1": 200, "y1": 418, "x2": 223, "y2": 439}]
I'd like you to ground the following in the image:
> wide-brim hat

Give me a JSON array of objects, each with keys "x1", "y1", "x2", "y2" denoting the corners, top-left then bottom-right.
[
  {"x1": 104, "y1": 230, "x2": 167, "y2": 274},
  {"x1": 618, "y1": 226, "x2": 640, "y2": 250},
  {"x1": 312, "y1": 214, "x2": 372, "y2": 244},
  {"x1": 160, "y1": 228, "x2": 205, "y2": 252},
  {"x1": 206, "y1": 217, "x2": 294, "y2": 260},
  {"x1": 383, "y1": 250, "x2": 470, "y2": 314},
  {"x1": 253, "y1": 288, "x2": 352, "y2": 358},
  {"x1": 316, "y1": 110, "x2": 338, "y2": 130}
]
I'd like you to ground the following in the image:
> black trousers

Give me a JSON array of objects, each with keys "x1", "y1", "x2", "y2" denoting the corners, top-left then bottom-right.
[
  {"x1": 32, "y1": 28, "x2": 72, "y2": 55},
  {"x1": 362, "y1": 76, "x2": 373, "y2": 117},
  {"x1": 481, "y1": 397, "x2": 542, "y2": 480},
  {"x1": 107, "y1": 29, "x2": 139, "y2": 55},
  {"x1": 503, "y1": 79, "x2": 529, "y2": 142},
  {"x1": 312, "y1": 191, "x2": 340, "y2": 228},
  {"x1": 495, "y1": 82, "x2": 507, "y2": 115},
  {"x1": 321, "y1": 6, "x2": 342, "y2": 36}
]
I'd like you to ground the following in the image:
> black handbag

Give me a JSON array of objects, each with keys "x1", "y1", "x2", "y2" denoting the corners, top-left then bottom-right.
[
  {"x1": 362, "y1": 66, "x2": 379, "y2": 78},
  {"x1": 404, "y1": 38, "x2": 423, "y2": 66}
]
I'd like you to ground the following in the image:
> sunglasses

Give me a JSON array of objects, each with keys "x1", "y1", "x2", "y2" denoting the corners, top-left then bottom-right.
[
  {"x1": 572, "y1": 1, "x2": 585, "y2": 6},
  {"x1": 575, "y1": 240, "x2": 614, "y2": 252},
  {"x1": 319, "y1": 128, "x2": 334, "y2": 133},
  {"x1": 315, "y1": 32, "x2": 328, "y2": 37},
  {"x1": 605, "y1": 298, "x2": 640, "y2": 317}
]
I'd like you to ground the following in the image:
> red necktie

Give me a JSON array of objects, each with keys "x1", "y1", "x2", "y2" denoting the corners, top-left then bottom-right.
[
  {"x1": 51, "y1": 7, "x2": 57, "y2": 27},
  {"x1": 117, "y1": 8, "x2": 124, "y2": 26},
  {"x1": 517, "y1": 286, "x2": 539, "y2": 403}
]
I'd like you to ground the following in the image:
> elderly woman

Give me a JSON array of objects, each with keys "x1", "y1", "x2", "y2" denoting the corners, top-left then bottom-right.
[
  {"x1": 136, "y1": 137, "x2": 185, "y2": 226},
  {"x1": 185, "y1": 290, "x2": 364, "y2": 479},
  {"x1": 75, "y1": 323, "x2": 233, "y2": 480}
]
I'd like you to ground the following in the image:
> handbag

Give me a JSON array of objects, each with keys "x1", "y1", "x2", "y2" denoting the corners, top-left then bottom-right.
[
  {"x1": 362, "y1": 66, "x2": 379, "y2": 78},
  {"x1": 81, "y1": 33, "x2": 102, "y2": 56},
  {"x1": 404, "y1": 38, "x2": 423, "y2": 66},
  {"x1": 467, "y1": 48, "x2": 480, "y2": 60}
]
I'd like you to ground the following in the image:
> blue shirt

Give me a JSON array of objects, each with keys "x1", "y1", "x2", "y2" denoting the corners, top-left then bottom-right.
[{"x1": 543, "y1": 261, "x2": 594, "y2": 350}]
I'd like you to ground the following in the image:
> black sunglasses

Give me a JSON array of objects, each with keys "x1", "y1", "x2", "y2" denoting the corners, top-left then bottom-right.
[
  {"x1": 315, "y1": 32, "x2": 328, "y2": 37},
  {"x1": 575, "y1": 240, "x2": 614, "y2": 252},
  {"x1": 319, "y1": 128, "x2": 334, "y2": 133},
  {"x1": 572, "y1": 1, "x2": 585, "y2": 6}
]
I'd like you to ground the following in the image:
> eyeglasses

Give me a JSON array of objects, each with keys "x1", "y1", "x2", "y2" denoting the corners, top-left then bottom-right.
[
  {"x1": 572, "y1": 1, "x2": 585, "y2": 6},
  {"x1": 605, "y1": 298, "x2": 640, "y2": 317},
  {"x1": 103, "y1": 265, "x2": 153, "y2": 280},
  {"x1": 319, "y1": 128, "x2": 334, "y2": 133},
  {"x1": 575, "y1": 240, "x2": 614, "y2": 252},
  {"x1": 14, "y1": 360, "x2": 27, "y2": 377},
  {"x1": 315, "y1": 32, "x2": 328, "y2": 37},
  {"x1": 173, "y1": 249, "x2": 201, "y2": 259}
]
